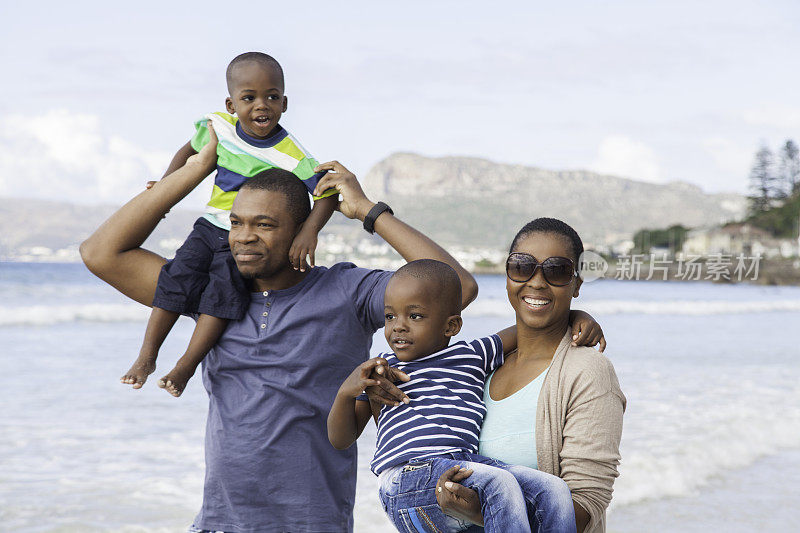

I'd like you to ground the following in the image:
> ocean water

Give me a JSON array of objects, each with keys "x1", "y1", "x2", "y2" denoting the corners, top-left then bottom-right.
[{"x1": 1, "y1": 262, "x2": 799, "y2": 532}]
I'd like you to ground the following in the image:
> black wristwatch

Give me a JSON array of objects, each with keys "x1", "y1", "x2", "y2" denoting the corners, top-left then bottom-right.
[{"x1": 363, "y1": 202, "x2": 394, "y2": 234}]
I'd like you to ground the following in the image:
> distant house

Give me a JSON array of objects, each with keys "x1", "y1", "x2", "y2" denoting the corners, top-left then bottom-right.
[{"x1": 682, "y1": 223, "x2": 798, "y2": 258}]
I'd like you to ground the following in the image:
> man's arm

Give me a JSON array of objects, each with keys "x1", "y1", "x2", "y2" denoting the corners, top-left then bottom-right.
[
  {"x1": 312, "y1": 161, "x2": 478, "y2": 309},
  {"x1": 80, "y1": 128, "x2": 219, "y2": 306}
]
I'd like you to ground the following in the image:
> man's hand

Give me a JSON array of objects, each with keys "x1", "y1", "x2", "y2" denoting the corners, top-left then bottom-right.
[
  {"x1": 435, "y1": 466, "x2": 483, "y2": 526},
  {"x1": 363, "y1": 359, "x2": 411, "y2": 406},
  {"x1": 312, "y1": 161, "x2": 375, "y2": 221},
  {"x1": 569, "y1": 310, "x2": 606, "y2": 352}
]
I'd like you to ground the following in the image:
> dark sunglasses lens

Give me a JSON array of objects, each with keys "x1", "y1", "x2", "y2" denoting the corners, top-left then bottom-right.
[
  {"x1": 507, "y1": 255, "x2": 535, "y2": 282},
  {"x1": 542, "y1": 258, "x2": 574, "y2": 286}
]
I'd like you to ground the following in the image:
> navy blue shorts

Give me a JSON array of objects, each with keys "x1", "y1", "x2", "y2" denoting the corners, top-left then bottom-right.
[{"x1": 152, "y1": 217, "x2": 249, "y2": 319}]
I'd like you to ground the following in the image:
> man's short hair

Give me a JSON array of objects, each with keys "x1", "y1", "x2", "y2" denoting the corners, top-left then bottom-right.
[
  {"x1": 226, "y1": 52, "x2": 285, "y2": 92},
  {"x1": 394, "y1": 259, "x2": 462, "y2": 315},
  {"x1": 240, "y1": 169, "x2": 310, "y2": 225}
]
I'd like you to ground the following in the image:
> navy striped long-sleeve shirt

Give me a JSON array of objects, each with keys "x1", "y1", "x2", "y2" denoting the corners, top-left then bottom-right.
[{"x1": 359, "y1": 335, "x2": 504, "y2": 475}]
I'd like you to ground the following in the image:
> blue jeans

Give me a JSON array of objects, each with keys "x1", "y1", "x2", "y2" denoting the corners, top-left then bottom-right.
[{"x1": 378, "y1": 452, "x2": 576, "y2": 533}]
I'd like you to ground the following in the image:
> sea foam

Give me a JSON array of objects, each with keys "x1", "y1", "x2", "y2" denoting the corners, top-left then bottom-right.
[
  {"x1": 3, "y1": 298, "x2": 800, "y2": 327},
  {"x1": 464, "y1": 298, "x2": 800, "y2": 318},
  {"x1": 611, "y1": 379, "x2": 800, "y2": 508},
  {"x1": 0, "y1": 303, "x2": 149, "y2": 326}
]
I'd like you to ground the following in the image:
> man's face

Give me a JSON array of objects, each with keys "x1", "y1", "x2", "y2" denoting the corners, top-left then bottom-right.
[
  {"x1": 228, "y1": 188, "x2": 299, "y2": 280},
  {"x1": 225, "y1": 61, "x2": 287, "y2": 139},
  {"x1": 383, "y1": 275, "x2": 457, "y2": 362}
]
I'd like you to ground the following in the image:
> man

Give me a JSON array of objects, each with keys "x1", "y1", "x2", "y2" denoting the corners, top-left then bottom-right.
[{"x1": 80, "y1": 127, "x2": 478, "y2": 532}]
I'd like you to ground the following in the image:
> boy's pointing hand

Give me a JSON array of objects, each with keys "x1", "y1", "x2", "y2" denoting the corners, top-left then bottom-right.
[
  {"x1": 337, "y1": 358, "x2": 410, "y2": 406},
  {"x1": 364, "y1": 359, "x2": 411, "y2": 406}
]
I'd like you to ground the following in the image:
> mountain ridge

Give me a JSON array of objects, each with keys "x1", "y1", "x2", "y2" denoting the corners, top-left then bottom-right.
[
  {"x1": 0, "y1": 152, "x2": 747, "y2": 258},
  {"x1": 361, "y1": 152, "x2": 746, "y2": 247}
]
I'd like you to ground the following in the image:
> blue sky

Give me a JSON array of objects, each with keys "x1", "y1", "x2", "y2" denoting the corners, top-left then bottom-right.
[{"x1": 2, "y1": 0, "x2": 798, "y2": 207}]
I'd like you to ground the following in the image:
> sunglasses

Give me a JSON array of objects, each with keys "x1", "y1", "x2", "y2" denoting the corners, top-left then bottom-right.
[{"x1": 506, "y1": 253, "x2": 577, "y2": 286}]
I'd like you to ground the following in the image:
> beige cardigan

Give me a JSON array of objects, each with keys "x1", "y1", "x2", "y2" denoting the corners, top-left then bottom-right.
[{"x1": 535, "y1": 331, "x2": 626, "y2": 533}]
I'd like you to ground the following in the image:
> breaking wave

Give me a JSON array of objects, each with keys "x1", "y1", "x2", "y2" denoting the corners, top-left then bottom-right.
[
  {"x1": 464, "y1": 298, "x2": 800, "y2": 318},
  {"x1": 0, "y1": 303, "x2": 149, "y2": 327}
]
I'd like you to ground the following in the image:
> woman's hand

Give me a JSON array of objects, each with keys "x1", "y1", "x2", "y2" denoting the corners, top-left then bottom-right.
[
  {"x1": 569, "y1": 309, "x2": 606, "y2": 352},
  {"x1": 435, "y1": 466, "x2": 484, "y2": 526}
]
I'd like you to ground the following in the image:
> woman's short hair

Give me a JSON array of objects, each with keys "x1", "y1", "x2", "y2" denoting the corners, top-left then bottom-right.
[{"x1": 509, "y1": 218, "x2": 584, "y2": 263}]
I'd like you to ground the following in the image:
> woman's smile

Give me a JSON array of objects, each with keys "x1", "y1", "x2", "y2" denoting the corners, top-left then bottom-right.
[{"x1": 522, "y1": 295, "x2": 552, "y2": 311}]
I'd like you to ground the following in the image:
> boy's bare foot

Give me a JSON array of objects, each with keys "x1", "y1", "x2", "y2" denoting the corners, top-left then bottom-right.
[
  {"x1": 120, "y1": 354, "x2": 157, "y2": 388},
  {"x1": 157, "y1": 363, "x2": 196, "y2": 397}
]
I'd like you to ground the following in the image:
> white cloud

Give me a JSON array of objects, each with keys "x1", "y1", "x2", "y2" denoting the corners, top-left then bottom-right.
[
  {"x1": 590, "y1": 135, "x2": 662, "y2": 182},
  {"x1": 742, "y1": 105, "x2": 800, "y2": 129},
  {"x1": 702, "y1": 137, "x2": 753, "y2": 176},
  {"x1": 0, "y1": 110, "x2": 208, "y2": 206}
]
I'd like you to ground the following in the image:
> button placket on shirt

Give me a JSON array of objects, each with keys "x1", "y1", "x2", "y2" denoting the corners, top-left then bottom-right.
[{"x1": 260, "y1": 291, "x2": 272, "y2": 332}]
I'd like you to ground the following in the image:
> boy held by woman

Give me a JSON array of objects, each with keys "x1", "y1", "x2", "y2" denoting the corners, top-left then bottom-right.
[{"x1": 328, "y1": 259, "x2": 585, "y2": 533}]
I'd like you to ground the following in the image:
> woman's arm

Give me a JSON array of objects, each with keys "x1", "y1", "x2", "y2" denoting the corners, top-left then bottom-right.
[
  {"x1": 559, "y1": 368, "x2": 625, "y2": 531},
  {"x1": 495, "y1": 326, "x2": 518, "y2": 355},
  {"x1": 568, "y1": 310, "x2": 606, "y2": 351},
  {"x1": 496, "y1": 311, "x2": 606, "y2": 356},
  {"x1": 436, "y1": 465, "x2": 592, "y2": 531}
]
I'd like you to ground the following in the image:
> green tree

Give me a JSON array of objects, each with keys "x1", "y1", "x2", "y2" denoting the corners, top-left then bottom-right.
[
  {"x1": 748, "y1": 146, "x2": 778, "y2": 215},
  {"x1": 778, "y1": 139, "x2": 800, "y2": 197},
  {"x1": 632, "y1": 225, "x2": 689, "y2": 255}
]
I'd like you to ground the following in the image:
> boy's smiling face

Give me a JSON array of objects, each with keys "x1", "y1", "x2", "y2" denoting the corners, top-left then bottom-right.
[
  {"x1": 225, "y1": 60, "x2": 287, "y2": 139},
  {"x1": 383, "y1": 275, "x2": 462, "y2": 362}
]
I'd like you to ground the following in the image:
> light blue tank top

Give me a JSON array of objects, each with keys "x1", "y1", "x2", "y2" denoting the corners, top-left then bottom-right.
[{"x1": 478, "y1": 365, "x2": 549, "y2": 469}]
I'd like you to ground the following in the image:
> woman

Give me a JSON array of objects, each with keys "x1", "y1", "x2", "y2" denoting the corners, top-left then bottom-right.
[{"x1": 435, "y1": 218, "x2": 626, "y2": 533}]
